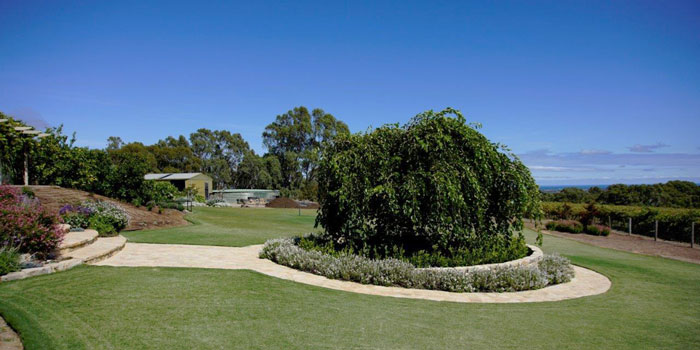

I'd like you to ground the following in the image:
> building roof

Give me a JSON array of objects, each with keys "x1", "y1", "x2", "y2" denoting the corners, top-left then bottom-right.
[{"x1": 144, "y1": 173, "x2": 211, "y2": 181}]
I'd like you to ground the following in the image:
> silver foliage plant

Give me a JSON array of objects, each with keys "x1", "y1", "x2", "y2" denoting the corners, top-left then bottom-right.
[{"x1": 260, "y1": 238, "x2": 574, "y2": 293}]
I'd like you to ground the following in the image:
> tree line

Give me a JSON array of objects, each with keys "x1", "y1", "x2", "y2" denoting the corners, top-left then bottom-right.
[
  {"x1": 0, "y1": 106, "x2": 349, "y2": 202},
  {"x1": 541, "y1": 181, "x2": 700, "y2": 209}
]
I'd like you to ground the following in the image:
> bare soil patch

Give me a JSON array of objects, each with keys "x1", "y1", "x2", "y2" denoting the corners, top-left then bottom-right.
[
  {"x1": 526, "y1": 221, "x2": 700, "y2": 264},
  {"x1": 19, "y1": 185, "x2": 188, "y2": 231},
  {"x1": 266, "y1": 197, "x2": 319, "y2": 209}
]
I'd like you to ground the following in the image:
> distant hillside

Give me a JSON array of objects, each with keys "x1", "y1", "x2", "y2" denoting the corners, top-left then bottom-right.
[{"x1": 18, "y1": 185, "x2": 189, "y2": 231}]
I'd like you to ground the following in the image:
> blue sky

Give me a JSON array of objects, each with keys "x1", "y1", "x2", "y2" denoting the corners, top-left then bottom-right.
[{"x1": 1, "y1": 0, "x2": 698, "y2": 185}]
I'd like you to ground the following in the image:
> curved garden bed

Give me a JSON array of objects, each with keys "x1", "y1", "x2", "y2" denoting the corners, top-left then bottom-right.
[{"x1": 260, "y1": 238, "x2": 574, "y2": 293}]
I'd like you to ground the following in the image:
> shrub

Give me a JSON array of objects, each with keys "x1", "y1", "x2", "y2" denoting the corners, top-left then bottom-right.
[
  {"x1": 0, "y1": 185, "x2": 64, "y2": 258},
  {"x1": 300, "y1": 234, "x2": 529, "y2": 268},
  {"x1": 538, "y1": 254, "x2": 575, "y2": 284},
  {"x1": 144, "y1": 181, "x2": 179, "y2": 204},
  {"x1": 0, "y1": 246, "x2": 21, "y2": 276},
  {"x1": 260, "y1": 238, "x2": 573, "y2": 293},
  {"x1": 585, "y1": 224, "x2": 611, "y2": 236},
  {"x1": 541, "y1": 201, "x2": 700, "y2": 243},
  {"x1": 546, "y1": 220, "x2": 584, "y2": 233},
  {"x1": 315, "y1": 108, "x2": 541, "y2": 264},
  {"x1": 89, "y1": 215, "x2": 117, "y2": 236},
  {"x1": 206, "y1": 199, "x2": 226, "y2": 206},
  {"x1": 82, "y1": 200, "x2": 130, "y2": 235},
  {"x1": 157, "y1": 201, "x2": 185, "y2": 211},
  {"x1": 21, "y1": 186, "x2": 35, "y2": 198},
  {"x1": 59, "y1": 204, "x2": 93, "y2": 229}
]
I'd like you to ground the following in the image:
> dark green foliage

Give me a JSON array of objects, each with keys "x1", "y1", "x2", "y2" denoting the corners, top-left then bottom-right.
[
  {"x1": 263, "y1": 106, "x2": 350, "y2": 195},
  {"x1": 316, "y1": 108, "x2": 541, "y2": 264},
  {"x1": 21, "y1": 186, "x2": 35, "y2": 198},
  {"x1": 541, "y1": 181, "x2": 700, "y2": 209},
  {"x1": 144, "y1": 181, "x2": 179, "y2": 204},
  {"x1": 545, "y1": 220, "x2": 584, "y2": 233},
  {"x1": 89, "y1": 215, "x2": 117, "y2": 236},
  {"x1": 0, "y1": 246, "x2": 21, "y2": 276},
  {"x1": 585, "y1": 224, "x2": 611, "y2": 236},
  {"x1": 300, "y1": 234, "x2": 528, "y2": 268},
  {"x1": 541, "y1": 202, "x2": 700, "y2": 243}
]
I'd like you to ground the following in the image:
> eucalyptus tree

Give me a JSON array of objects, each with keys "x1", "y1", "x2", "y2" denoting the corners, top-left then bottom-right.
[
  {"x1": 190, "y1": 128, "x2": 250, "y2": 189},
  {"x1": 262, "y1": 106, "x2": 349, "y2": 189}
]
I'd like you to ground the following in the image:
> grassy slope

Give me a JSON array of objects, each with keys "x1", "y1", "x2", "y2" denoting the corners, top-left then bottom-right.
[
  {"x1": 1, "y1": 227, "x2": 699, "y2": 349},
  {"x1": 123, "y1": 207, "x2": 318, "y2": 246}
]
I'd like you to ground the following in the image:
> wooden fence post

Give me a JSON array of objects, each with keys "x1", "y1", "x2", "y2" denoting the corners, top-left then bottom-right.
[
  {"x1": 654, "y1": 220, "x2": 658, "y2": 241},
  {"x1": 692, "y1": 222, "x2": 695, "y2": 249},
  {"x1": 628, "y1": 218, "x2": 632, "y2": 235},
  {"x1": 608, "y1": 216, "x2": 611, "y2": 228}
]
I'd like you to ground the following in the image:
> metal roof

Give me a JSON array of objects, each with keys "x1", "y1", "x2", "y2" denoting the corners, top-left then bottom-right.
[{"x1": 144, "y1": 173, "x2": 210, "y2": 181}]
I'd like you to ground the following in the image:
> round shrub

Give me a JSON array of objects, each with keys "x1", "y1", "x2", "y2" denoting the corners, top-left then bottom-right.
[
  {"x1": 315, "y1": 108, "x2": 541, "y2": 265},
  {"x1": 546, "y1": 220, "x2": 584, "y2": 233},
  {"x1": 584, "y1": 224, "x2": 611, "y2": 236},
  {"x1": 82, "y1": 200, "x2": 130, "y2": 234}
]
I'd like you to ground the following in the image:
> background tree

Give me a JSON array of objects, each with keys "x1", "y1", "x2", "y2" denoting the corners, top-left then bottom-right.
[
  {"x1": 190, "y1": 128, "x2": 250, "y2": 189},
  {"x1": 106, "y1": 136, "x2": 124, "y2": 151},
  {"x1": 148, "y1": 135, "x2": 201, "y2": 172},
  {"x1": 262, "y1": 106, "x2": 349, "y2": 195}
]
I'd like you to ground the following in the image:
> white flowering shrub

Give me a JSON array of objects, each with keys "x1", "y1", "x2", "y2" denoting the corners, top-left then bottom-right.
[
  {"x1": 82, "y1": 200, "x2": 130, "y2": 234},
  {"x1": 538, "y1": 254, "x2": 575, "y2": 285},
  {"x1": 260, "y1": 238, "x2": 574, "y2": 293}
]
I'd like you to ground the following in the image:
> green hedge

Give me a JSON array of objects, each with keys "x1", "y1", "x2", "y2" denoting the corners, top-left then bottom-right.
[{"x1": 541, "y1": 202, "x2": 700, "y2": 243}]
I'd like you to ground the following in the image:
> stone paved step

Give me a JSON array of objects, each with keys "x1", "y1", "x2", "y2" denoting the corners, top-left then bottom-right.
[
  {"x1": 58, "y1": 230, "x2": 99, "y2": 255},
  {"x1": 66, "y1": 235, "x2": 127, "y2": 264}
]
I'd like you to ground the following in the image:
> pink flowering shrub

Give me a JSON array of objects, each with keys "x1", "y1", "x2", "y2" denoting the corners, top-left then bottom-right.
[{"x1": 0, "y1": 185, "x2": 65, "y2": 258}]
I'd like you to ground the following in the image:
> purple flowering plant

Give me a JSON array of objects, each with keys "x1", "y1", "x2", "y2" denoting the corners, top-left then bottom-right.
[{"x1": 0, "y1": 185, "x2": 65, "y2": 258}]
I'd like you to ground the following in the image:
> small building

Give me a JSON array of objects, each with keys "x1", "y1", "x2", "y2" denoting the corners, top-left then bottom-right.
[
  {"x1": 144, "y1": 173, "x2": 213, "y2": 199},
  {"x1": 211, "y1": 189, "x2": 280, "y2": 204}
]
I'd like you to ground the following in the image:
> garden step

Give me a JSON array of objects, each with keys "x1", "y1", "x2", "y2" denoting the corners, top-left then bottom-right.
[
  {"x1": 58, "y1": 230, "x2": 99, "y2": 256},
  {"x1": 65, "y1": 235, "x2": 127, "y2": 264}
]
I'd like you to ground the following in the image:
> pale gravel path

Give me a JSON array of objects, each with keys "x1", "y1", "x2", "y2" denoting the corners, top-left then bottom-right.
[{"x1": 95, "y1": 243, "x2": 611, "y2": 303}]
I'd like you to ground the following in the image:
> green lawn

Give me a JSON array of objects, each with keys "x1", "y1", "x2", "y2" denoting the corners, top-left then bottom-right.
[
  {"x1": 1, "y1": 210, "x2": 699, "y2": 349},
  {"x1": 123, "y1": 207, "x2": 318, "y2": 246}
]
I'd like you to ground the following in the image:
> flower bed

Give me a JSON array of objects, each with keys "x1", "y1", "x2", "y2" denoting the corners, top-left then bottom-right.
[
  {"x1": 260, "y1": 238, "x2": 574, "y2": 293},
  {"x1": 0, "y1": 185, "x2": 64, "y2": 259},
  {"x1": 59, "y1": 200, "x2": 130, "y2": 236}
]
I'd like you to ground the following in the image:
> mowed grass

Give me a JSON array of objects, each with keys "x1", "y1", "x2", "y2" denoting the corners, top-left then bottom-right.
[
  {"x1": 122, "y1": 207, "x2": 318, "y2": 246},
  {"x1": 1, "y1": 219, "x2": 700, "y2": 349}
]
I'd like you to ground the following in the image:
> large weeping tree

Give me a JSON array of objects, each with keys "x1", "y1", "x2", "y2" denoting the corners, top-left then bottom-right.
[{"x1": 315, "y1": 108, "x2": 541, "y2": 265}]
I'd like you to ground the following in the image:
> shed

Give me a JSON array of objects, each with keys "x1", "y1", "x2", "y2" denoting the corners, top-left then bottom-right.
[{"x1": 144, "y1": 173, "x2": 213, "y2": 199}]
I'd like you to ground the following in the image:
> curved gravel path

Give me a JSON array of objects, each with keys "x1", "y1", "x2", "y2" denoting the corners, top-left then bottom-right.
[{"x1": 95, "y1": 243, "x2": 611, "y2": 303}]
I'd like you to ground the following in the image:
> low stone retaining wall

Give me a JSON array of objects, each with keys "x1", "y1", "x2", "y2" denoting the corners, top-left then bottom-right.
[
  {"x1": 419, "y1": 244, "x2": 543, "y2": 272},
  {"x1": 0, "y1": 258, "x2": 83, "y2": 283}
]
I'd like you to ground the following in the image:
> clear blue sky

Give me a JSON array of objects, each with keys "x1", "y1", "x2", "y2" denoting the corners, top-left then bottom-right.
[{"x1": 1, "y1": 0, "x2": 698, "y2": 185}]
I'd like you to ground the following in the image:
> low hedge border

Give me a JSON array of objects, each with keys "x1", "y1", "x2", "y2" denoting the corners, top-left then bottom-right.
[{"x1": 260, "y1": 238, "x2": 574, "y2": 293}]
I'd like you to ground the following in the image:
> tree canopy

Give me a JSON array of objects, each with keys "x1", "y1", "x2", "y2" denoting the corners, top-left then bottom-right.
[
  {"x1": 315, "y1": 108, "x2": 541, "y2": 262},
  {"x1": 541, "y1": 181, "x2": 700, "y2": 208},
  {"x1": 262, "y1": 107, "x2": 349, "y2": 190}
]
